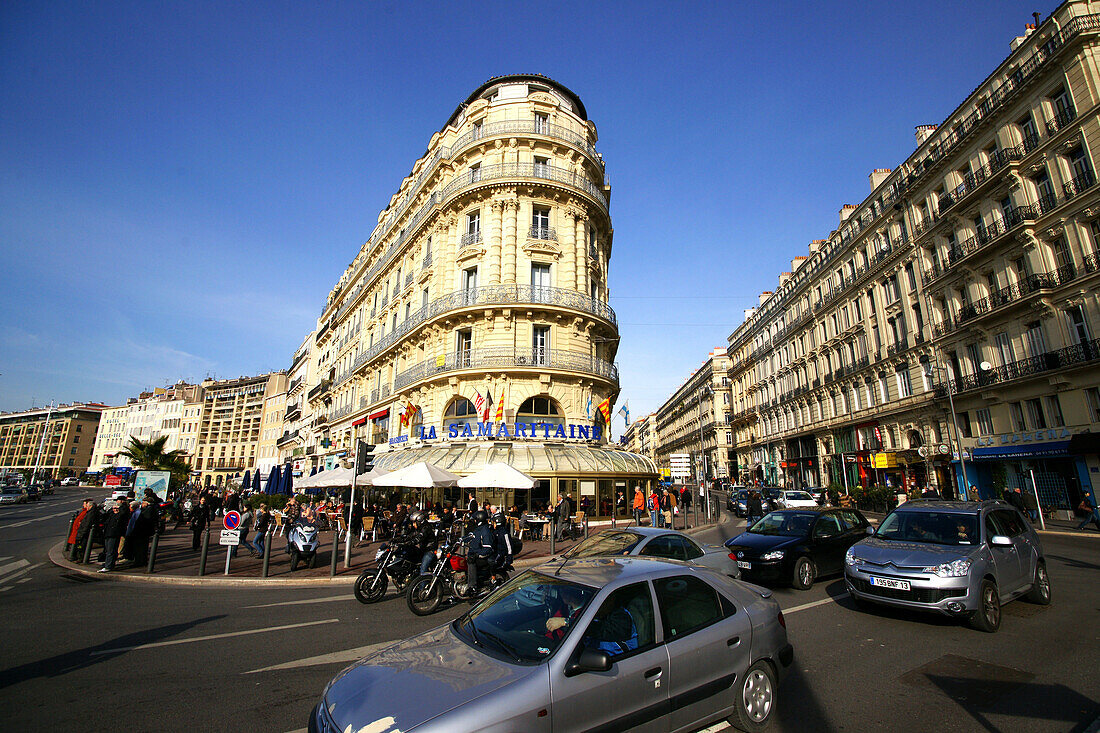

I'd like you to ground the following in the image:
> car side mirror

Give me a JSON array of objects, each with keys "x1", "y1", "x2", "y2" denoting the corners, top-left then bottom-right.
[
  {"x1": 566, "y1": 648, "x2": 612, "y2": 676},
  {"x1": 990, "y1": 534, "x2": 1012, "y2": 547},
  {"x1": 865, "y1": 526, "x2": 875, "y2": 535}
]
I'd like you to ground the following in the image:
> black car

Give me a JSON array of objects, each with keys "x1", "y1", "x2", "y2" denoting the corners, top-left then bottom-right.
[
  {"x1": 724, "y1": 508, "x2": 870, "y2": 589},
  {"x1": 726, "y1": 488, "x2": 750, "y2": 517}
]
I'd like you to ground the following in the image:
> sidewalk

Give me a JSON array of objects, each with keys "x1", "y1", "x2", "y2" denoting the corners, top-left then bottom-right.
[{"x1": 50, "y1": 510, "x2": 725, "y2": 586}]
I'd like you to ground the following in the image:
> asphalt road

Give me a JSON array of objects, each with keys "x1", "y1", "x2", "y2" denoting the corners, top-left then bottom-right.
[{"x1": 0, "y1": 490, "x2": 1096, "y2": 732}]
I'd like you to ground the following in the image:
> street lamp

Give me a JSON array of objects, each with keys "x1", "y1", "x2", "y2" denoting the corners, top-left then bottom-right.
[{"x1": 919, "y1": 354, "x2": 970, "y2": 499}]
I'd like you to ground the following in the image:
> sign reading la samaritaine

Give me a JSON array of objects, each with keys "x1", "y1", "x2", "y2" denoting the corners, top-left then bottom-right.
[{"x1": 412, "y1": 421, "x2": 605, "y2": 442}]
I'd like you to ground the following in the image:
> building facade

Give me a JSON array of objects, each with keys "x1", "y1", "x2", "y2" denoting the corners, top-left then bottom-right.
[
  {"x1": 297, "y1": 74, "x2": 655, "y2": 513},
  {"x1": 89, "y1": 383, "x2": 200, "y2": 474},
  {"x1": 193, "y1": 373, "x2": 287, "y2": 487},
  {"x1": 726, "y1": 4, "x2": 1100, "y2": 514},
  {"x1": 653, "y1": 348, "x2": 735, "y2": 486},
  {"x1": 0, "y1": 403, "x2": 104, "y2": 480}
]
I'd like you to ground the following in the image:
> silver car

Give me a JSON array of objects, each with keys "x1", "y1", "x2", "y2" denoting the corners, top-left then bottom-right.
[
  {"x1": 312, "y1": 557, "x2": 793, "y2": 733},
  {"x1": 559, "y1": 527, "x2": 741, "y2": 579},
  {"x1": 844, "y1": 500, "x2": 1050, "y2": 632}
]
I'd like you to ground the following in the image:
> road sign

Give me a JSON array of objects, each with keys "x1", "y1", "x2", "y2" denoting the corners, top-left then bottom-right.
[
  {"x1": 223, "y1": 510, "x2": 242, "y2": 531},
  {"x1": 219, "y1": 529, "x2": 240, "y2": 546}
]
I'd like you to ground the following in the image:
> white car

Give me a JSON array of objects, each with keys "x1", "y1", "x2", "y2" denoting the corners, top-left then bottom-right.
[
  {"x1": 0, "y1": 488, "x2": 28, "y2": 505},
  {"x1": 779, "y1": 490, "x2": 819, "y2": 508},
  {"x1": 61, "y1": 477, "x2": 79, "y2": 486}
]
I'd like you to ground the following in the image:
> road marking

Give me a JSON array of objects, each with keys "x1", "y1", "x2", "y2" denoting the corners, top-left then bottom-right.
[
  {"x1": 0, "y1": 559, "x2": 29, "y2": 577},
  {"x1": 246, "y1": 640, "x2": 393, "y2": 674},
  {"x1": 0, "y1": 587, "x2": 10, "y2": 593},
  {"x1": 784, "y1": 592, "x2": 849, "y2": 615},
  {"x1": 0, "y1": 509, "x2": 82, "y2": 530},
  {"x1": 90, "y1": 618, "x2": 340, "y2": 656},
  {"x1": 0, "y1": 562, "x2": 43, "y2": 585},
  {"x1": 244, "y1": 594, "x2": 351, "y2": 609}
]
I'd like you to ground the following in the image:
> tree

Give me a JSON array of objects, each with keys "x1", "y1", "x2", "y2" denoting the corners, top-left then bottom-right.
[{"x1": 118, "y1": 435, "x2": 191, "y2": 487}]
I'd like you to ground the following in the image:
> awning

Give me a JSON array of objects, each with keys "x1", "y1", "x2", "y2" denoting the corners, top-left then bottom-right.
[
  {"x1": 352, "y1": 417, "x2": 368, "y2": 426},
  {"x1": 368, "y1": 409, "x2": 389, "y2": 420},
  {"x1": 970, "y1": 441, "x2": 1071, "y2": 461}
]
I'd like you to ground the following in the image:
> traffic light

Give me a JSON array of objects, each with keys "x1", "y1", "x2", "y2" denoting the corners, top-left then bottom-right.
[{"x1": 356, "y1": 441, "x2": 375, "y2": 474}]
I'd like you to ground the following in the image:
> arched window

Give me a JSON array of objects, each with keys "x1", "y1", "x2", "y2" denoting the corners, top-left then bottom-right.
[
  {"x1": 517, "y1": 396, "x2": 564, "y2": 426},
  {"x1": 443, "y1": 398, "x2": 478, "y2": 432}
]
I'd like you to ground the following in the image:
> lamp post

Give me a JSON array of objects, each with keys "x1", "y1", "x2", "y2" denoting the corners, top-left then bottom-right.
[{"x1": 919, "y1": 354, "x2": 969, "y2": 500}]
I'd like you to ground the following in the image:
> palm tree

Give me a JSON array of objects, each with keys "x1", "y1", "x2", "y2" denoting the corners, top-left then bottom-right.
[{"x1": 118, "y1": 435, "x2": 191, "y2": 486}]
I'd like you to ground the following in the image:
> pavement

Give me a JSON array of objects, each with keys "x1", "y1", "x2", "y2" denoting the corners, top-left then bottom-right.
[{"x1": 49, "y1": 507, "x2": 726, "y2": 585}]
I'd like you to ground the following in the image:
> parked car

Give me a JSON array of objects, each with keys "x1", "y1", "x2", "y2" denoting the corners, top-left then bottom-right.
[
  {"x1": 777, "y1": 490, "x2": 818, "y2": 509},
  {"x1": 727, "y1": 488, "x2": 750, "y2": 517},
  {"x1": 806, "y1": 487, "x2": 826, "y2": 504},
  {"x1": 311, "y1": 558, "x2": 793, "y2": 733},
  {"x1": 844, "y1": 500, "x2": 1050, "y2": 632},
  {"x1": 0, "y1": 488, "x2": 28, "y2": 505},
  {"x1": 559, "y1": 527, "x2": 741, "y2": 579},
  {"x1": 61, "y1": 477, "x2": 79, "y2": 487},
  {"x1": 24, "y1": 485, "x2": 41, "y2": 501},
  {"x1": 725, "y1": 508, "x2": 870, "y2": 589}
]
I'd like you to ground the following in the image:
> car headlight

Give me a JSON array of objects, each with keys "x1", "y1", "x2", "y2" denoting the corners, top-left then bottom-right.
[
  {"x1": 923, "y1": 558, "x2": 972, "y2": 578},
  {"x1": 760, "y1": 550, "x2": 785, "y2": 561},
  {"x1": 845, "y1": 548, "x2": 858, "y2": 566}
]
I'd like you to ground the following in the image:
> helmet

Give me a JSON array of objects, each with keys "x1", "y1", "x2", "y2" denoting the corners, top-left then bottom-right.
[
  {"x1": 473, "y1": 510, "x2": 488, "y2": 525},
  {"x1": 408, "y1": 511, "x2": 425, "y2": 524},
  {"x1": 493, "y1": 511, "x2": 506, "y2": 525}
]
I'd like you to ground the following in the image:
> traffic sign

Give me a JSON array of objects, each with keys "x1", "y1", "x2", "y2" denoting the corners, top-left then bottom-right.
[
  {"x1": 219, "y1": 529, "x2": 240, "y2": 546},
  {"x1": 223, "y1": 511, "x2": 241, "y2": 531}
]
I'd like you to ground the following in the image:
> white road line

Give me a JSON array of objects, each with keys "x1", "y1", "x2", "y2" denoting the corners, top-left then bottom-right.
[
  {"x1": 0, "y1": 587, "x2": 11, "y2": 593},
  {"x1": 90, "y1": 618, "x2": 340, "y2": 656},
  {"x1": 783, "y1": 593, "x2": 849, "y2": 615},
  {"x1": 0, "y1": 562, "x2": 43, "y2": 585},
  {"x1": 0, "y1": 509, "x2": 81, "y2": 530},
  {"x1": 0, "y1": 559, "x2": 29, "y2": 577},
  {"x1": 244, "y1": 594, "x2": 351, "y2": 609},
  {"x1": 246, "y1": 640, "x2": 393, "y2": 674},
  {"x1": 16, "y1": 577, "x2": 30, "y2": 583}
]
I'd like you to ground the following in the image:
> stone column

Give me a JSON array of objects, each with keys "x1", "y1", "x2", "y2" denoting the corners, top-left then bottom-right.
[
  {"x1": 575, "y1": 212, "x2": 588, "y2": 295},
  {"x1": 490, "y1": 200, "x2": 504, "y2": 285},
  {"x1": 443, "y1": 214, "x2": 458, "y2": 294},
  {"x1": 560, "y1": 208, "x2": 577, "y2": 293},
  {"x1": 503, "y1": 198, "x2": 519, "y2": 284}
]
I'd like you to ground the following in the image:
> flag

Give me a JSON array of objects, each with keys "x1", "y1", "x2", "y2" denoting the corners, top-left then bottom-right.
[
  {"x1": 597, "y1": 397, "x2": 612, "y2": 423},
  {"x1": 494, "y1": 386, "x2": 505, "y2": 422},
  {"x1": 398, "y1": 403, "x2": 408, "y2": 427},
  {"x1": 585, "y1": 394, "x2": 593, "y2": 420},
  {"x1": 481, "y1": 390, "x2": 492, "y2": 422},
  {"x1": 472, "y1": 389, "x2": 485, "y2": 419},
  {"x1": 617, "y1": 400, "x2": 630, "y2": 426}
]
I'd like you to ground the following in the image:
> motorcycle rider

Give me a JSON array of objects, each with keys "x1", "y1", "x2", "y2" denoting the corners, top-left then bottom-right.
[
  {"x1": 466, "y1": 510, "x2": 494, "y2": 593},
  {"x1": 491, "y1": 511, "x2": 515, "y2": 569},
  {"x1": 407, "y1": 511, "x2": 438, "y2": 575}
]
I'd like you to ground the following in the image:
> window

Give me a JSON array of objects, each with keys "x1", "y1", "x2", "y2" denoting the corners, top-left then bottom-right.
[
  {"x1": 1024, "y1": 321, "x2": 1046, "y2": 357},
  {"x1": 455, "y1": 329, "x2": 472, "y2": 367},
  {"x1": 994, "y1": 332, "x2": 1015, "y2": 366},
  {"x1": 517, "y1": 396, "x2": 563, "y2": 426},
  {"x1": 462, "y1": 267, "x2": 478, "y2": 304},
  {"x1": 878, "y1": 374, "x2": 889, "y2": 403},
  {"x1": 422, "y1": 287, "x2": 429, "y2": 309},
  {"x1": 1069, "y1": 147, "x2": 1094, "y2": 187},
  {"x1": 466, "y1": 211, "x2": 480, "y2": 236},
  {"x1": 653, "y1": 575, "x2": 728, "y2": 640},
  {"x1": 443, "y1": 397, "x2": 477, "y2": 433},
  {"x1": 905, "y1": 261, "x2": 917, "y2": 291},
  {"x1": 531, "y1": 207, "x2": 551, "y2": 239},
  {"x1": 1019, "y1": 113, "x2": 1039, "y2": 150},
  {"x1": 976, "y1": 408, "x2": 994, "y2": 436},
  {"x1": 580, "y1": 582, "x2": 655, "y2": 659},
  {"x1": 1009, "y1": 402, "x2": 1026, "y2": 431},
  {"x1": 1025, "y1": 398, "x2": 1047, "y2": 429},
  {"x1": 1086, "y1": 387, "x2": 1100, "y2": 422},
  {"x1": 532, "y1": 325, "x2": 550, "y2": 366},
  {"x1": 533, "y1": 156, "x2": 550, "y2": 178},
  {"x1": 958, "y1": 411, "x2": 973, "y2": 438},
  {"x1": 469, "y1": 162, "x2": 481, "y2": 183},
  {"x1": 1065, "y1": 305, "x2": 1092, "y2": 345},
  {"x1": 896, "y1": 365, "x2": 912, "y2": 398},
  {"x1": 1046, "y1": 395, "x2": 1065, "y2": 427},
  {"x1": 883, "y1": 275, "x2": 899, "y2": 304},
  {"x1": 1034, "y1": 169, "x2": 1056, "y2": 209}
]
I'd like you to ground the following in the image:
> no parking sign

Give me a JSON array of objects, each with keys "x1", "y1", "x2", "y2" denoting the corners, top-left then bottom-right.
[{"x1": 223, "y1": 511, "x2": 241, "y2": 531}]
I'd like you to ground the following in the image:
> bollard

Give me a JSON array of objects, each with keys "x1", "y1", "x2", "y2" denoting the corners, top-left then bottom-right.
[
  {"x1": 261, "y1": 527, "x2": 273, "y2": 578},
  {"x1": 65, "y1": 515, "x2": 76, "y2": 552},
  {"x1": 147, "y1": 531, "x2": 160, "y2": 573},
  {"x1": 329, "y1": 527, "x2": 340, "y2": 578},
  {"x1": 549, "y1": 517, "x2": 556, "y2": 556},
  {"x1": 199, "y1": 528, "x2": 211, "y2": 576},
  {"x1": 82, "y1": 533, "x2": 94, "y2": 565},
  {"x1": 583, "y1": 514, "x2": 589, "y2": 540}
]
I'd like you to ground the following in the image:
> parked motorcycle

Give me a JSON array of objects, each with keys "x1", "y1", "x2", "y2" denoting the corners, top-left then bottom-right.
[
  {"x1": 354, "y1": 537, "x2": 418, "y2": 604},
  {"x1": 405, "y1": 535, "x2": 512, "y2": 616},
  {"x1": 286, "y1": 520, "x2": 319, "y2": 571}
]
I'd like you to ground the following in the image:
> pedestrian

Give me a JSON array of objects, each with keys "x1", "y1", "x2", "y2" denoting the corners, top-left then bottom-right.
[
  {"x1": 968, "y1": 485, "x2": 980, "y2": 501},
  {"x1": 632, "y1": 486, "x2": 644, "y2": 527},
  {"x1": 1003, "y1": 487, "x2": 1025, "y2": 512},
  {"x1": 122, "y1": 499, "x2": 142, "y2": 562},
  {"x1": 253, "y1": 504, "x2": 270, "y2": 557},
  {"x1": 661, "y1": 488, "x2": 673, "y2": 529},
  {"x1": 747, "y1": 490, "x2": 763, "y2": 525},
  {"x1": 67, "y1": 498, "x2": 94, "y2": 559},
  {"x1": 190, "y1": 495, "x2": 210, "y2": 551},
  {"x1": 99, "y1": 499, "x2": 131, "y2": 572},
  {"x1": 648, "y1": 486, "x2": 661, "y2": 528},
  {"x1": 467, "y1": 492, "x2": 478, "y2": 515},
  {"x1": 1019, "y1": 487, "x2": 1039, "y2": 522},
  {"x1": 556, "y1": 493, "x2": 572, "y2": 540},
  {"x1": 235, "y1": 505, "x2": 255, "y2": 557},
  {"x1": 616, "y1": 490, "x2": 626, "y2": 519},
  {"x1": 1076, "y1": 490, "x2": 1100, "y2": 531},
  {"x1": 129, "y1": 497, "x2": 155, "y2": 567}
]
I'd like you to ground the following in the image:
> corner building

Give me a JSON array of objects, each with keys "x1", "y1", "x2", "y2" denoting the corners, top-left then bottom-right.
[
  {"x1": 306, "y1": 75, "x2": 654, "y2": 513},
  {"x1": 726, "y1": 4, "x2": 1100, "y2": 516}
]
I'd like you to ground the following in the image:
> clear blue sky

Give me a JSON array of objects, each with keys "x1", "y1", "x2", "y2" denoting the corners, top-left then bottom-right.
[{"x1": 0, "y1": 0, "x2": 1052, "y2": 418}]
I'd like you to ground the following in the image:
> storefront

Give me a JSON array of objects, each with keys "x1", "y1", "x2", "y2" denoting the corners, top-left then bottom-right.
[{"x1": 965, "y1": 431, "x2": 1094, "y2": 515}]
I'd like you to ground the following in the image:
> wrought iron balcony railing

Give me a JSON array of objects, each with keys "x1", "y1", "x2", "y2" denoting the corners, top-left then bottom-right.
[
  {"x1": 393, "y1": 347, "x2": 618, "y2": 391},
  {"x1": 460, "y1": 230, "x2": 482, "y2": 247},
  {"x1": 936, "y1": 338, "x2": 1100, "y2": 396},
  {"x1": 528, "y1": 226, "x2": 556, "y2": 241}
]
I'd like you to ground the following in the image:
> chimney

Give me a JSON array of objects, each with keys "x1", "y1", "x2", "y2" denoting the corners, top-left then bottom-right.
[
  {"x1": 778, "y1": 272, "x2": 791, "y2": 287},
  {"x1": 915, "y1": 124, "x2": 937, "y2": 146},
  {"x1": 791, "y1": 255, "x2": 808, "y2": 271},
  {"x1": 759, "y1": 291, "x2": 772, "y2": 307},
  {"x1": 808, "y1": 239, "x2": 825, "y2": 254},
  {"x1": 1011, "y1": 21, "x2": 1038, "y2": 51},
  {"x1": 869, "y1": 168, "x2": 892, "y2": 191},
  {"x1": 839, "y1": 205, "x2": 857, "y2": 224},
  {"x1": 744, "y1": 307, "x2": 757, "y2": 321}
]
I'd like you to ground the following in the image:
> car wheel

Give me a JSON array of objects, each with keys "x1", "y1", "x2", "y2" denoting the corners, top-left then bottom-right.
[
  {"x1": 792, "y1": 557, "x2": 815, "y2": 590},
  {"x1": 969, "y1": 579, "x2": 1001, "y2": 632},
  {"x1": 1025, "y1": 562, "x2": 1051, "y2": 605},
  {"x1": 730, "y1": 659, "x2": 777, "y2": 732}
]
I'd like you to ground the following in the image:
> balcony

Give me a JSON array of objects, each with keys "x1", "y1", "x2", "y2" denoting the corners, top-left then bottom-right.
[
  {"x1": 937, "y1": 263, "x2": 1091, "y2": 332},
  {"x1": 329, "y1": 404, "x2": 354, "y2": 423},
  {"x1": 528, "y1": 226, "x2": 556, "y2": 241},
  {"x1": 1046, "y1": 105, "x2": 1077, "y2": 135},
  {"x1": 283, "y1": 405, "x2": 301, "y2": 422},
  {"x1": 306, "y1": 379, "x2": 331, "y2": 402},
  {"x1": 393, "y1": 347, "x2": 619, "y2": 391},
  {"x1": 276, "y1": 430, "x2": 300, "y2": 447},
  {"x1": 460, "y1": 230, "x2": 482, "y2": 247},
  {"x1": 937, "y1": 338, "x2": 1100, "y2": 396},
  {"x1": 1062, "y1": 170, "x2": 1096, "y2": 199}
]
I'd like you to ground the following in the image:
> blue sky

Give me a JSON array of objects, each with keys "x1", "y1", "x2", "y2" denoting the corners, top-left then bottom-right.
[{"x1": 0, "y1": 0, "x2": 1052, "y2": 420}]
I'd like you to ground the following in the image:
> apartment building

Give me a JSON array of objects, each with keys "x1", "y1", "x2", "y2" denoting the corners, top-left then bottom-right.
[
  {"x1": 726, "y1": 4, "x2": 1100, "y2": 514},
  {"x1": 621, "y1": 413, "x2": 656, "y2": 464},
  {"x1": 653, "y1": 348, "x2": 735, "y2": 486},
  {"x1": 296, "y1": 74, "x2": 655, "y2": 513},
  {"x1": 0, "y1": 403, "x2": 104, "y2": 480},
  {"x1": 193, "y1": 373, "x2": 287, "y2": 487},
  {"x1": 89, "y1": 383, "x2": 201, "y2": 473},
  {"x1": 276, "y1": 332, "x2": 315, "y2": 475}
]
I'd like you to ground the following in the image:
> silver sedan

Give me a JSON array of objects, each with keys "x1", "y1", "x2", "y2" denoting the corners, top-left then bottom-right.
[
  {"x1": 312, "y1": 557, "x2": 793, "y2": 733},
  {"x1": 559, "y1": 527, "x2": 742, "y2": 579}
]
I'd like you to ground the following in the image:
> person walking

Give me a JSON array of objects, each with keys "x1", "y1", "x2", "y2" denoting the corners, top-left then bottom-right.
[
  {"x1": 99, "y1": 500, "x2": 129, "y2": 572},
  {"x1": 556, "y1": 493, "x2": 572, "y2": 541},
  {"x1": 661, "y1": 489, "x2": 673, "y2": 529},
  {"x1": 235, "y1": 506, "x2": 255, "y2": 557},
  {"x1": 632, "y1": 486, "x2": 645, "y2": 526},
  {"x1": 1019, "y1": 486, "x2": 1039, "y2": 523},
  {"x1": 253, "y1": 504, "x2": 270, "y2": 557},
  {"x1": 747, "y1": 490, "x2": 763, "y2": 526},
  {"x1": 1076, "y1": 490, "x2": 1100, "y2": 531},
  {"x1": 190, "y1": 495, "x2": 210, "y2": 551},
  {"x1": 648, "y1": 486, "x2": 661, "y2": 528}
]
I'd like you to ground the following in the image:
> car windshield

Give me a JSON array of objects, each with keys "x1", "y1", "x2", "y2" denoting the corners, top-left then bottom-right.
[
  {"x1": 748, "y1": 511, "x2": 817, "y2": 537},
  {"x1": 785, "y1": 491, "x2": 814, "y2": 501},
  {"x1": 565, "y1": 531, "x2": 643, "y2": 559},
  {"x1": 455, "y1": 571, "x2": 597, "y2": 664},
  {"x1": 876, "y1": 511, "x2": 979, "y2": 546}
]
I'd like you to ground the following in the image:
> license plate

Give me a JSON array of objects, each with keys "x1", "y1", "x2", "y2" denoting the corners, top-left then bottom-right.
[
  {"x1": 736, "y1": 561, "x2": 751, "y2": 569},
  {"x1": 869, "y1": 576, "x2": 911, "y2": 591}
]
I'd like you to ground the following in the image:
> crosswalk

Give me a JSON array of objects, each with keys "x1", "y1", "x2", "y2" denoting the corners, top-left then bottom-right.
[{"x1": 0, "y1": 556, "x2": 43, "y2": 592}]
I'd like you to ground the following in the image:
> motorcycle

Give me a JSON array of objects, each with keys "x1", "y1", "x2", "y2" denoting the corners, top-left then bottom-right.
[
  {"x1": 353, "y1": 537, "x2": 418, "y2": 604},
  {"x1": 405, "y1": 535, "x2": 513, "y2": 616},
  {"x1": 286, "y1": 520, "x2": 319, "y2": 571}
]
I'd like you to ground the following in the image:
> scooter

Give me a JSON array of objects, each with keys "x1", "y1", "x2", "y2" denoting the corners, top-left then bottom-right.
[{"x1": 286, "y1": 520, "x2": 319, "y2": 571}]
